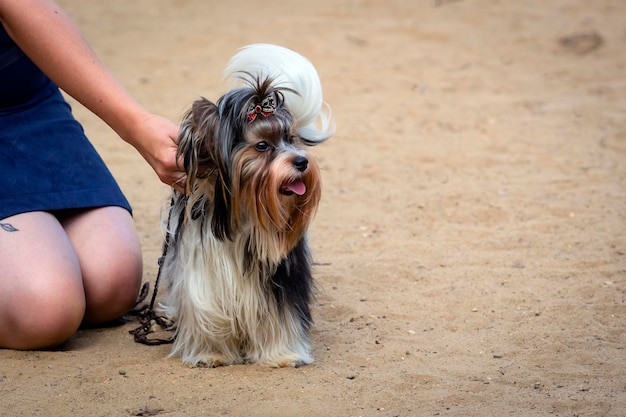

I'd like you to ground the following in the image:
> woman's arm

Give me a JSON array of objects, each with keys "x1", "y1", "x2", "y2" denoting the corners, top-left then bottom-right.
[{"x1": 0, "y1": 0, "x2": 184, "y2": 188}]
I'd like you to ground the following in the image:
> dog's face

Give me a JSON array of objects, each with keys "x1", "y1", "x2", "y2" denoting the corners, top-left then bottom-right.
[
  {"x1": 232, "y1": 118, "x2": 321, "y2": 235},
  {"x1": 178, "y1": 77, "x2": 321, "y2": 249}
]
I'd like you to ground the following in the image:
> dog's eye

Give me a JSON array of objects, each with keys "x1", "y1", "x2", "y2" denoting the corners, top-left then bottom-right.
[{"x1": 255, "y1": 141, "x2": 272, "y2": 152}]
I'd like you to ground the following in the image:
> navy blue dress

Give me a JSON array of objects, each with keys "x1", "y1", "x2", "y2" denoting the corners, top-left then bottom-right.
[{"x1": 0, "y1": 23, "x2": 131, "y2": 220}]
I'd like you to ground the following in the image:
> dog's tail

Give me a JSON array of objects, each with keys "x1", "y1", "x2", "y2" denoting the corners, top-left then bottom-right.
[{"x1": 224, "y1": 43, "x2": 334, "y2": 144}]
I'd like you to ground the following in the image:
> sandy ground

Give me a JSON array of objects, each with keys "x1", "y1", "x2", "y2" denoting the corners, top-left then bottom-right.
[{"x1": 1, "y1": 0, "x2": 625, "y2": 416}]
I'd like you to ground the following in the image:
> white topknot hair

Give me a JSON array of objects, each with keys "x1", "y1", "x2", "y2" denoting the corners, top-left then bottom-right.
[{"x1": 224, "y1": 43, "x2": 334, "y2": 144}]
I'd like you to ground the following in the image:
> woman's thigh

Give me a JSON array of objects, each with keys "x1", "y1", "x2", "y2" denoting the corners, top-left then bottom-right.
[
  {"x1": 59, "y1": 206, "x2": 143, "y2": 323},
  {"x1": 0, "y1": 211, "x2": 85, "y2": 349}
]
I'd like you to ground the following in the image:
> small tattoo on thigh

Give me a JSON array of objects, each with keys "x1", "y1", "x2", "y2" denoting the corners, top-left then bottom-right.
[{"x1": 0, "y1": 223, "x2": 19, "y2": 232}]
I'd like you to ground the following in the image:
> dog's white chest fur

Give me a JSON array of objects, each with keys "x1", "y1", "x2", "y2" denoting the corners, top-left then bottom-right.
[{"x1": 162, "y1": 225, "x2": 313, "y2": 368}]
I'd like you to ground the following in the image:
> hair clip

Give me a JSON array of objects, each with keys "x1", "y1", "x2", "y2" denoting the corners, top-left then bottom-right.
[{"x1": 247, "y1": 93, "x2": 276, "y2": 123}]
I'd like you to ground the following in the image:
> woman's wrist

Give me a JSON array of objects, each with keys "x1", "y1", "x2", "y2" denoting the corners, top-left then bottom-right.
[{"x1": 109, "y1": 102, "x2": 153, "y2": 147}]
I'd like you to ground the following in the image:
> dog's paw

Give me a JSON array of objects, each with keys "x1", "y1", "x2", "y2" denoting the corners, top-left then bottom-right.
[
  {"x1": 255, "y1": 352, "x2": 314, "y2": 368},
  {"x1": 184, "y1": 353, "x2": 242, "y2": 368}
]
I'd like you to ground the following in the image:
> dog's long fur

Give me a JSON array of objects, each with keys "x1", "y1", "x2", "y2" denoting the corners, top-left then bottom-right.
[{"x1": 160, "y1": 44, "x2": 333, "y2": 367}]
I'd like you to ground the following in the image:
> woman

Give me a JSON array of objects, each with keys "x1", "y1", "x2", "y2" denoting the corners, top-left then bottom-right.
[{"x1": 0, "y1": 0, "x2": 185, "y2": 349}]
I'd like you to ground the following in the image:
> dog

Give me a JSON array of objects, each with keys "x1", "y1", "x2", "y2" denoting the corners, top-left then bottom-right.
[{"x1": 160, "y1": 44, "x2": 334, "y2": 367}]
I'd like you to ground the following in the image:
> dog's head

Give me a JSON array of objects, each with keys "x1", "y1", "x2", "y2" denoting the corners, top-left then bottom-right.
[{"x1": 178, "y1": 74, "x2": 322, "y2": 246}]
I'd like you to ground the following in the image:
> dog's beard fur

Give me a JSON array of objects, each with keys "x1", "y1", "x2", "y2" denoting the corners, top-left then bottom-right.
[{"x1": 160, "y1": 72, "x2": 324, "y2": 367}]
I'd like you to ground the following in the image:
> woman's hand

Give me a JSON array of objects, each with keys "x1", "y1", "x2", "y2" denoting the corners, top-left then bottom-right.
[{"x1": 125, "y1": 112, "x2": 186, "y2": 191}]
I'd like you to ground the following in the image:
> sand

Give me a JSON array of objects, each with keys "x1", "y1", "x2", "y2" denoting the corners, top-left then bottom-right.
[{"x1": 1, "y1": 0, "x2": 625, "y2": 416}]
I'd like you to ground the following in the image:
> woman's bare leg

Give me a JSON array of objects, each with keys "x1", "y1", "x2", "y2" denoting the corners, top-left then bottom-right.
[
  {"x1": 0, "y1": 207, "x2": 142, "y2": 349},
  {"x1": 0, "y1": 212, "x2": 85, "y2": 349},
  {"x1": 59, "y1": 206, "x2": 142, "y2": 324}
]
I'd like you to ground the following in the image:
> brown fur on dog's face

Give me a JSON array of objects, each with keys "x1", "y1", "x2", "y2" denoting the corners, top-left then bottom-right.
[
  {"x1": 176, "y1": 77, "x2": 321, "y2": 255},
  {"x1": 231, "y1": 130, "x2": 321, "y2": 252}
]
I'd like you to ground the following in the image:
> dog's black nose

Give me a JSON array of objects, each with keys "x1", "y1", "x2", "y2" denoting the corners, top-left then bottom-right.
[{"x1": 293, "y1": 156, "x2": 308, "y2": 172}]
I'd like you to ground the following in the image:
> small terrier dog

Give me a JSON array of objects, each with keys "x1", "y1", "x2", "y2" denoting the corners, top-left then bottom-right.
[{"x1": 160, "y1": 44, "x2": 333, "y2": 367}]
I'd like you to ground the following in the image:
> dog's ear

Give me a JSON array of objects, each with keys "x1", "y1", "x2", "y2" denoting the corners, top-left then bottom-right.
[
  {"x1": 191, "y1": 97, "x2": 217, "y2": 127},
  {"x1": 178, "y1": 98, "x2": 234, "y2": 241},
  {"x1": 178, "y1": 97, "x2": 219, "y2": 188}
]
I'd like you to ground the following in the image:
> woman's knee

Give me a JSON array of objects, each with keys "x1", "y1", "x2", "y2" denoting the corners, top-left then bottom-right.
[
  {"x1": 83, "y1": 246, "x2": 143, "y2": 323},
  {"x1": 1, "y1": 279, "x2": 86, "y2": 350},
  {"x1": 60, "y1": 207, "x2": 143, "y2": 323}
]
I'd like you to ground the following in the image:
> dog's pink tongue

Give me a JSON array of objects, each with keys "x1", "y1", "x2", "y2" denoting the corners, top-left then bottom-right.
[{"x1": 286, "y1": 181, "x2": 306, "y2": 196}]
